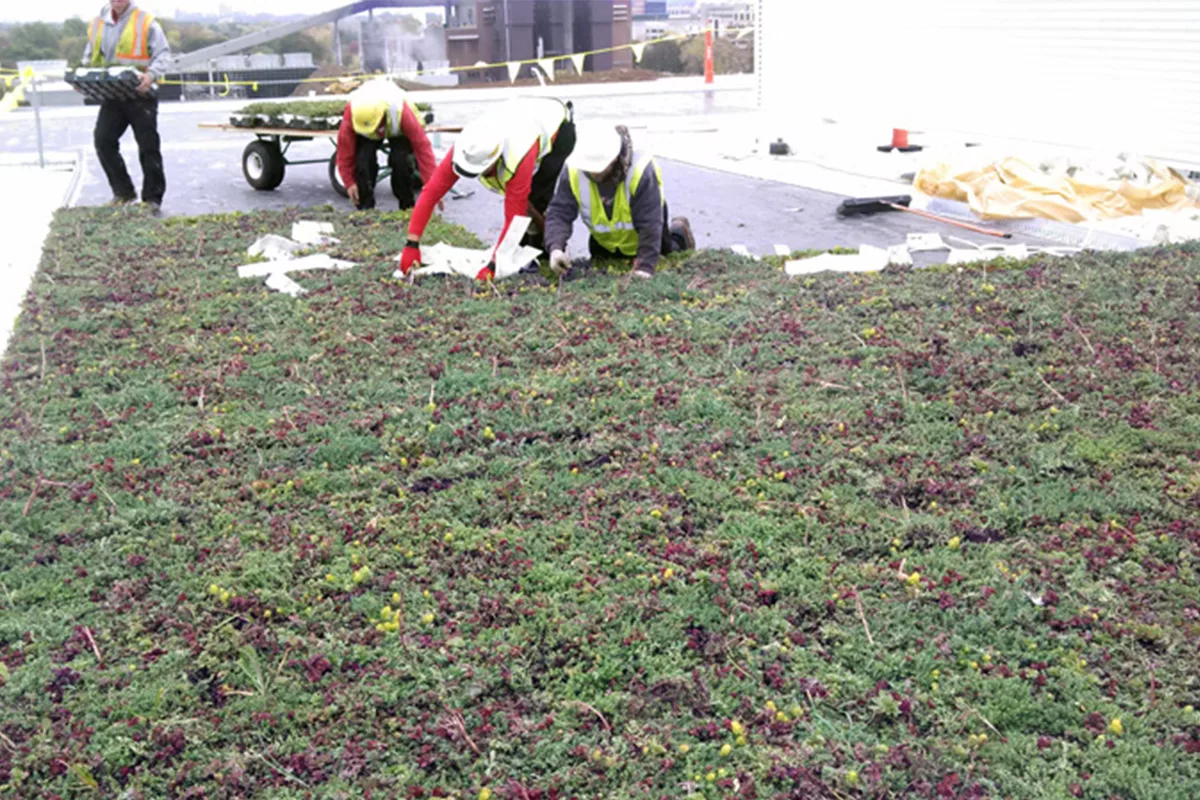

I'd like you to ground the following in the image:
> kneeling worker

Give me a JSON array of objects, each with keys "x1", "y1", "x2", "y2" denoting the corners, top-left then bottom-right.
[
  {"x1": 398, "y1": 97, "x2": 575, "y2": 281},
  {"x1": 544, "y1": 123, "x2": 693, "y2": 280},
  {"x1": 336, "y1": 80, "x2": 438, "y2": 211}
]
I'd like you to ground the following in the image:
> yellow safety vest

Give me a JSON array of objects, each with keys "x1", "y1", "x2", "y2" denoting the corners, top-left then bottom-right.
[
  {"x1": 381, "y1": 97, "x2": 426, "y2": 140},
  {"x1": 478, "y1": 99, "x2": 568, "y2": 195},
  {"x1": 89, "y1": 8, "x2": 156, "y2": 67},
  {"x1": 568, "y1": 152, "x2": 664, "y2": 257}
]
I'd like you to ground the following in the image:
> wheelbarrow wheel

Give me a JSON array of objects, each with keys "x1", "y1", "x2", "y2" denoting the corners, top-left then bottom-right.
[
  {"x1": 329, "y1": 152, "x2": 349, "y2": 199},
  {"x1": 243, "y1": 141, "x2": 285, "y2": 191}
]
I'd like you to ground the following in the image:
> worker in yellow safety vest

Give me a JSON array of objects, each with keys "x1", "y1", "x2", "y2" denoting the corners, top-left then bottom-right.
[
  {"x1": 543, "y1": 123, "x2": 693, "y2": 280},
  {"x1": 81, "y1": 0, "x2": 171, "y2": 212}
]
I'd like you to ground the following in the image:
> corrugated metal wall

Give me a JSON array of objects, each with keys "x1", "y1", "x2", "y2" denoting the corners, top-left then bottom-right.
[{"x1": 757, "y1": 0, "x2": 1200, "y2": 168}]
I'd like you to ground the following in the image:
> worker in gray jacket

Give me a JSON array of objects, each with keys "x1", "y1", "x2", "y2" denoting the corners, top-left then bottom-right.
[
  {"x1": 544, "y1": 123, "x2": 694, "y2": 280},
  {"x1": 81, "y1": 0, "x2": 171, "y2": 211}
]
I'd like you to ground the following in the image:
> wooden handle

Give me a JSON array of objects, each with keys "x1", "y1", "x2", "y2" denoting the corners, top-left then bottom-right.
[{"x1": 889, "y1": 203, "x2": 1012, "y2": 239}]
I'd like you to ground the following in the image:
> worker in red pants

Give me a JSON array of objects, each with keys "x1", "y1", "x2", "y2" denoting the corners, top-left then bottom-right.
[
  {"x1": 335, "y1": 80, "x2": 437, "y2": 211},
  {"x1": 398, "y1": 97, "x2": 575, "y2": 281}
]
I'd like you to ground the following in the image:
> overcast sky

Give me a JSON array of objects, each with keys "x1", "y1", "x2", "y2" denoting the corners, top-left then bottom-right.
[{"x1": 3, "y1": 1, "x2": 445, "y2": 24}]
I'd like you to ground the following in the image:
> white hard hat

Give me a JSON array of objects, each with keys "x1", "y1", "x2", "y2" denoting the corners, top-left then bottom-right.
[
  {"x1": 568, "y1": 123, "x2": 622, "y2": 174},
  {"x1": 452, "y1": 120, "x2": 504, "y2": 178}
]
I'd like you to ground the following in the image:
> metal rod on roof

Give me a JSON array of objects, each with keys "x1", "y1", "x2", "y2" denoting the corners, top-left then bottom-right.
[{"x1": 31, "y1": 74, "x2": 45, "y2": 169}]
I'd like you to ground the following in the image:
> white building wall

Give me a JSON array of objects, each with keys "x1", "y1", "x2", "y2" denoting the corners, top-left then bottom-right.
[{"x1": 757, "y1": 0, "x2": 1200, "y2": 168}]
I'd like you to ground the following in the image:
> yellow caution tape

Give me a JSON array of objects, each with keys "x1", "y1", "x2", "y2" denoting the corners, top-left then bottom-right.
[
  {"x1": 0, "y1": 83, "x2": 25, "y2": 112},
  {"x1": 0, "y1": 69, "x2": 31, "y2": 112},
  {"x1": 155, "y1": 28, "x2": 714, "y2": 88},
  {"x1": 0, "y1": 27, "x2": 718, "y2": 92}
]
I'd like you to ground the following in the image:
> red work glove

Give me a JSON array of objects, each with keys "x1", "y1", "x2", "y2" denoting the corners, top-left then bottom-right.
[
  {"x1": 475, "y1": 261, "x2": 495, "y2": 282},
  {"x1": 399, "y1": 241, "x2": 422, "y2": 275}
]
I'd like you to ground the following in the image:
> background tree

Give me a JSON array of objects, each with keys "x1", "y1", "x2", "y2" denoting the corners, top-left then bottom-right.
[
  {"x1": 640, "y1": 39, "x2": 682, "y2": 73},
  {"x1": 175, "y1": 22, "x2": 230, "y2": 54},
  {"x1": 2, "y1": 22, "x2": 61, "y2": 61},
  {"x1": 264, "y1": 30, "x2": 331, "y2": 63},
  {"x1": 639, "y1": 35, "x2": 752, "y2": 76},
  {"x1": 680, "y1": 35, "x2": 751, "y2": 75},
  {"x1": 57, "y1": 17, "x2": 88, "y2": 64}
]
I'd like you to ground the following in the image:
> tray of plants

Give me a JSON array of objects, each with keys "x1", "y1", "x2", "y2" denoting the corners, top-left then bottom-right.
[
  {"x1": 65, "y1": 67, "x2": 147, "y2": 102},
  {"x1": 199, "y1": 100, "x2": 461, "y2": 195}
]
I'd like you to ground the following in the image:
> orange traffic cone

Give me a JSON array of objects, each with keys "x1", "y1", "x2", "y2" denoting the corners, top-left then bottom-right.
[{"x1": 878, "y1": 128, "x2": 922, "y2": 153}]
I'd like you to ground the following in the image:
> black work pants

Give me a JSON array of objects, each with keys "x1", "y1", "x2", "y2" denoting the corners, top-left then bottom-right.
[
  {"x1": 587, "y1": 202, "x2": 689, "y2": 266},
  {"x1": 94, "y1": 97, "x2": 165, "y2": 205},
  {"x1": 523, "y1": 119, "x2": 577, "y2": 249},
  {"x1": 354, "y1": 135, "x2": 419, "y2": 210}
]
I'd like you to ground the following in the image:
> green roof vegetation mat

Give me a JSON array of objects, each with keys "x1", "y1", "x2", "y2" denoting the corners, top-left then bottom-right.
[
  {"x1": 2, "y1": 206, "x2": 1200, "y2": 797},
  {"x1": 232, "y1": 100, "x2": 434, "y2": 129}
]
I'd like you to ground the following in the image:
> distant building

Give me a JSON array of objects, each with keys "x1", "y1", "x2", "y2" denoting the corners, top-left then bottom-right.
[
  {"x1": 445, "y1": 1, "x2": 634, "y2": 81},
  {"x1": 362, "y1": 15, "x2": 451, "y2": 80},
  {"x1": 698, "y1": 1, "x2": 754, "y2": 36},
  {"x1": 632, "y1": 0, "x2": 669, "y2": 41},
  {"x1": 664, "y1": 0, "x2": 752, "y2": 37}
]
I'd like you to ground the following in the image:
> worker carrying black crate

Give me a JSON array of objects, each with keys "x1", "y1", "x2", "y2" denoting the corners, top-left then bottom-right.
[{"x1": 81, "y1": 0, "x2": 171, "y2": 213}]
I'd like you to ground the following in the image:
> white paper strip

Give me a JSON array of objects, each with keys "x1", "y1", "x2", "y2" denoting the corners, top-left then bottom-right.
[
  {"x1": 887, "y1": 244, "x2": 914, "y2": 266},
  {"x1": 292, "y1": 220, "x2": 338, "y2": 246},
  {"x1": 247, "y1": 234, "x2": 303, "y2": 261},
  {"x1": 570, "y1": 53, "x2": 586, "y2": 75},
  {"x1": 398, "y1": 216, "x2": 541, "y2": 281},
  {"x1": 407, "y1": 243, "x2": 489, "y2": 278},
  {"x1": 493, "y1": 216, "x2": 542, "y2": 278},
  {"x1": 538, "y1": 58, "x2": 556, "y2": 82},
  {"x1": 906, "y1": 232, "x2": 949, "y2": 252},
  {"x1": 946, "y1": 244, "x2": 1029, "y2": 265},
  {"x1": 630, "y1": 42, "x2": 648, "y2": 63},
  {"x1": 506, "y1": 61, "x2": 521, "y2": 83},
  {"x1": 730, "y1": 244, "x2": 760, "y2": 261},
  {"x1": 264, "y1": 273, "x2": 307, "y2": 297},
  {"x1": 785, "y1": 247, "x2": 889, "y2": 276},
  {"x1": 238, "y1": 254, "x2": 358, "y2": 284}
]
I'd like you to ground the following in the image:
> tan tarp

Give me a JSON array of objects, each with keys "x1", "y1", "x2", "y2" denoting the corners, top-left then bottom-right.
[{"x1": 914, "y1": 157, "x2": 1200, "y2": 223}]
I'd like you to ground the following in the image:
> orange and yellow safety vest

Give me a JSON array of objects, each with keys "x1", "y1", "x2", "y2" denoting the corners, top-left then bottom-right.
[{"x1": 89, "y1": 8, "x2": 156, "y2": 68}]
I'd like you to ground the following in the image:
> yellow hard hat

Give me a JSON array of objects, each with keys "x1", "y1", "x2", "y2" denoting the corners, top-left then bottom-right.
[{"x1": 351, "y1": 97, "x2": 387, "y2": 137}]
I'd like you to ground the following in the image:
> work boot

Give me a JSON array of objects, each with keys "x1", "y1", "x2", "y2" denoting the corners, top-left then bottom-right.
[
  {"x1": 143, "y1": 202, "x2": 162, "y2": 217},
  {"x1": 106, "y1": 196, "x2": 135, "y2": 207},
  {"x1": 670, "y1": 216, "x2": 695, "y2": 251}
]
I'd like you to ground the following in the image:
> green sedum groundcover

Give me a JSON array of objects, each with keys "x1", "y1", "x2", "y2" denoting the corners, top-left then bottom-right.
[{"x1": 2, "y1": 206, "x2": 1200, "y2": 799}]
